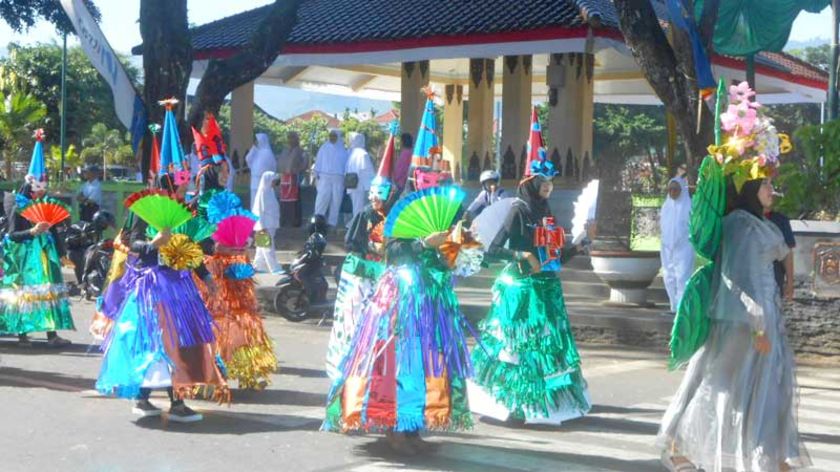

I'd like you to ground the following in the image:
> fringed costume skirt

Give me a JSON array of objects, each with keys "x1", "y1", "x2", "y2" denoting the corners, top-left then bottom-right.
[
  {"x1": 470, "y1": 265, "x2": 591, "y2": 424},
  {"x1": 325, "y1": 253, "x2": 384, "y2": 381},
  {"x1": 323, "y1": 263, "x2": 473, "y2": 433},
  {"x1": 196, "y1": 252, "x2": 277, "y2": 390},
  {"x1": 96, "y1": 257, "x2": 229, "y2": 402},
  {"x1": 0, "y1": 234, "x2": 73, "y2": 334}
]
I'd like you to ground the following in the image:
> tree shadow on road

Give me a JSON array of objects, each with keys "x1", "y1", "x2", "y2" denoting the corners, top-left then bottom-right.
[
  {"x1": 277, "y1": 365, "x2": 327, "y2": 378},
  {"x1": 475, "y1": 405, "x2": 660, "y2": 436},
  {"x1": 231, "y1": 387, "x2": 326, "y2": 407},
  {"x1": 349, "y1": 438, "x2": 663, "y2": 471},
  {"x1": 0, "y1": 340, "x2": 100, "y2": 356},
  {"x1": 0, "y1": 366, "x2": 95, "y2": 392},
  {"x1": 133, "y1": 410, "x2": 321, "y2": 435}
]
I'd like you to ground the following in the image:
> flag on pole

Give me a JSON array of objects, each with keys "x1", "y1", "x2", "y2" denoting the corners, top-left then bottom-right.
[{"x1": 59, "y1": 0, "x2": 146, "y2": 151}]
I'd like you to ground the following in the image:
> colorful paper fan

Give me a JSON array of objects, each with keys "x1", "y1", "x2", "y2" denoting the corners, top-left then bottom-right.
[
  {"x1": 147, "y1": 217, "x2": 217, "y2": 242},
  {"x1": 383, "y1": 186, "x2": 466, "y2": 239},
  {"x1": 124, "y1": 189, "x2": 193, "y2": 232},
  {"x1": 212, "y1": 210, "x2": 258, "y2": 247},
  {"x1": 19, "y1": 197, "x2": 71, "y2": 226},
  {"x1": 159, "y1": 233, "x2": 204, "y2": 271},
  {"x1": 207, "y1": 191, "x2": 243, "y2": 224}
]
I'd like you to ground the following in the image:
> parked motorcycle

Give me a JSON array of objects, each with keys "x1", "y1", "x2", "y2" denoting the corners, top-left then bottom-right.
[
  {"x1": 274, "y1": 215, "x2": 333, "y2": 322},
  {"x1": 63, "y1": 211, "x2": 115, "y2": 300}
]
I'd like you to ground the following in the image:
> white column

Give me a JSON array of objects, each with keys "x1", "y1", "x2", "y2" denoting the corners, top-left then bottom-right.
[
  {"x1": 466, "y1": 58, "x2": 495, "y2": 182},
  {"x1": 230, "y1": 81, "x2": 255, "y2": 173},
  {"x1": 400, "y1": 61, "x2": 430, "y2": 141},
  {"x1": 442, "y1": 84, "x2": 464, "y2": 181},
  {"x1": 545, "y1": 53, "x2": 594, "y2": 183},
  {"x1": 501, "y1": 55, "x2": 533, "y2": 179}
]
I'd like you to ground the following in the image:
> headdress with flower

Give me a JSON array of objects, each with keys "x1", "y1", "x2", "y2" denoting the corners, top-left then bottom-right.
[{"x1": 707, "y1": 81, "x2": 791, "y2": 192}]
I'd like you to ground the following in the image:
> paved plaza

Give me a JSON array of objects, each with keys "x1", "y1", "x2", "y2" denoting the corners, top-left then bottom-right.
[{"x1": 0, "y1": 299, "x2": 838, "y2": 472}]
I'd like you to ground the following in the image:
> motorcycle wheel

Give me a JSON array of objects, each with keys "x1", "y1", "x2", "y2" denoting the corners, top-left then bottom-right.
[{"x1": 274, "y1": 286, "x2": 309, "y2": 322}]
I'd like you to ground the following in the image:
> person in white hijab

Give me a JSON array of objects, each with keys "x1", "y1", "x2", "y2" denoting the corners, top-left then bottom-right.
[
  {"x1": 344, "y1": 132, "x2": 375, "y2": 226},
  {"x1": 245, "y1": 133, "x2": 277, "y2": 206},
  {"x1": 252, "y1": 171, "x2": 282, "y2": 273},
  {"x1": 313, "y1": 129, "x2": 348, "y2": 228},
  {"x1": 660, "y1": 173, "x2": 694, "y2": 312}
]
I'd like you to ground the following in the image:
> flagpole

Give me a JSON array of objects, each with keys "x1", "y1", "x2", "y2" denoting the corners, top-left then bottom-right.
[{"x1": 60, "y1": 32, "x2": 68, "y2": 183}]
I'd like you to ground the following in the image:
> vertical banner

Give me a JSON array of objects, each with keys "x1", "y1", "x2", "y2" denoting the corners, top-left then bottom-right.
[{"x1": 58, "y1": 0, "x2": 146, "y2": 151}]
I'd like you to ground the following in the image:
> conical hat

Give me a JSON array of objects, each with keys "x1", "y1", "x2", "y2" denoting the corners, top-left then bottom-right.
[
  {"x1": 148, "y1": 123, "x2": 161, "y2": 183},
  {"x1": 26, "y1": 129, "x2": 48, "y2": 190},
  {"x1": 523, "y1": 107, "x2": 556, "y2": 179}
]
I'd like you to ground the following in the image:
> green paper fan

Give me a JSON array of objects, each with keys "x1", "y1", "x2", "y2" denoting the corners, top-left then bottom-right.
[
  {"x1": 147, "y1": 217, "x2": 217, "y2": 242},
  {"x1": 124, "y1": 189, "x2": 193, "y2": 232},
  {"x1": 383, "y1": 186, "x2": 466, "y2": 239}
]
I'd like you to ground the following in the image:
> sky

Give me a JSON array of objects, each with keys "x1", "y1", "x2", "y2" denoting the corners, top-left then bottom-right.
[{"x1": 0, "y1": 1, "x2": 834, "y2": 119}]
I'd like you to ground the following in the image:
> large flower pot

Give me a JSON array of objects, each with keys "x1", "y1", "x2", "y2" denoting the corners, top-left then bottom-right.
[{"x1": 590, "y1": 250, "x2": 661, "y2": 306}]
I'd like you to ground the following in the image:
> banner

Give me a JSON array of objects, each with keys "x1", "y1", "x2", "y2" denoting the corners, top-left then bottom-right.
[{"x1": 59, "y1": 0, "x2": 146, "y2": 151}]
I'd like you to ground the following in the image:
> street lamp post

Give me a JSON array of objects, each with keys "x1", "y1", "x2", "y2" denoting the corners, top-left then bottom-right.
[
  {"x1": 829, "y1": 0, "x2": 839, "y2": 121},
  {"x1": 59, "y1": 33, "x2": 68, "y2": 183}
]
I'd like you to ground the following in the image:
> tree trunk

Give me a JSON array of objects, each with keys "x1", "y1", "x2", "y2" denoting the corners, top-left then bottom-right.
[
  {"x1": 139, "y1": 0, "x2": 192, "y2": 178},
  {"x1": 613, "y1": 0, "x2": 714, "y2": 168},
  {"x1": 187, "y1": 0, "x2": 302, "y2": 130}
]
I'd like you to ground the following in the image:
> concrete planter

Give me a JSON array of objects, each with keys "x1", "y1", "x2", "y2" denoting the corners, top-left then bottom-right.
[{"x1": 590, "y1": 250, "x2": 661, "y2": 306}]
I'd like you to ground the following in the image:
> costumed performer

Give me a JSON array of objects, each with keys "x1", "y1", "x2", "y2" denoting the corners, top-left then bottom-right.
[
  {"x1": 323, "y1": 89, "x2": 483, "y2": 455},
  {"x1": 469, "y1": 108, "x2": 591, "y2": 425},
  {"x1": 325, "y1": 123, "x2": 398, "y2": 381},
  {"x1": 192, "y1": 118, "x2": 277, "y2": 390},
  {"x1": 96, "y1": 99, "x2": 228, "y2": 422},
  {"x1": 658, "y1": 81, "x2": 808, "y2": 472},
  {"x1": 0, "y1": 129, "x2": 74, "y2": 347}
]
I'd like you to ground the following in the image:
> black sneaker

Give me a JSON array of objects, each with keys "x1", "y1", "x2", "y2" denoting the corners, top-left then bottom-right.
[
  {"x1": 168, "y1": 404, "x2": 203, "y2": 423},
  {"x1": 132, "y1": 399, "x2": 162, "y2": 417}
]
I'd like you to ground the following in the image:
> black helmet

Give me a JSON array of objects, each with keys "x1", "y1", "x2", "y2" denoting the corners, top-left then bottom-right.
[
  {"x1": 308, "y1": 214, "x2": 328, "y2": 236},
  {"x1": 305, "y1": 232, "x2": 327, "y2": 256},
  {"x1": 91, "y1": 210, "x2": 116, "y2": 231}
]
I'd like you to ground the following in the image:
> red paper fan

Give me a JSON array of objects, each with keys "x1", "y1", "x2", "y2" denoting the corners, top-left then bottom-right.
[
  {"x1": 20, "y1": 198, "x2": 71, "y2": 226},
  {"x1": 212, "y1": 213, "x2": 257, "y2": 248}
]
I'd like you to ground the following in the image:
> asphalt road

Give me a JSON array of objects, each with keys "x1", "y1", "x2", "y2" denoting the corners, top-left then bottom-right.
[{"x1": 0, "y1": 299, "x2": 838, "y2": 472}]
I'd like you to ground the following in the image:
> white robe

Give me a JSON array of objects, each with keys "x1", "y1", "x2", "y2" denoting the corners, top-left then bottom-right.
[
  {"x1": 344, "y1": 132, "x2": 375, "y2": 224},
  {"x1": 313, "y1": 130, "x2": 348, "y2": 227},
  {"x1": 660, "y1": 176, "x2": 695, "y2": 312},
  {"x1": 252, "y1": 171, "x2": 281, "y2": 273},
  {"x1": 245, "y1": 133, "x2": 277, "y2": 205}
]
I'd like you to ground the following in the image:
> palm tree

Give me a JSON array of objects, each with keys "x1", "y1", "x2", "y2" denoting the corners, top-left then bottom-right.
[
  {"x1": 81, "y1": 123, "x2": 126, "y2": 180},
  {"x1": 0, "y1": 92, "x2": 47, "y2": 179}
]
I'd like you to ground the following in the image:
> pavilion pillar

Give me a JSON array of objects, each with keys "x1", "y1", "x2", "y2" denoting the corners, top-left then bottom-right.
[
  {"x1": 230, "y1": 81, "x2": 255, "y2": 179},
  {"x1": 501, "y1": 55, "x2": 532, "y2": 179},
  {"x1": 466, "y1": 58, "x2": 495, "y2": 182},
  {"x1": 442, "y1": 84, "x2": 464, "y2": 181},
  {"x1": 545, "y1": 53, "x2": 594, "y2": 183},
  {"x1": 400, "y1": 61, "x2": 430, "y2": 140}
]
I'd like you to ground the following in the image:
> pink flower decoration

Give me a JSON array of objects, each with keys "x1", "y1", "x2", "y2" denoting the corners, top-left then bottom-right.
[
  {"x1": 174, "y1": 169, "x2": 191, "y2": 186},
  {"x1": 729, "y1": 81, "x2": 755, "y2": 103},
  {"x1": 757, "y1": 154, "x2": 767, "y2": 166}
]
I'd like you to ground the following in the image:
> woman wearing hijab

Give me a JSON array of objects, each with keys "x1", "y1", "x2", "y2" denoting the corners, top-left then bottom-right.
[
  {"x1": 344, "y1": 132, "x2": 376, "y2": 226},
  {"x1": 659, "y1": 82, "x2": 807, "y2": 472},
  {"x1": 660, "y1": 175, "x2": 694, "y2": 313},
  {"x1": 252, "y1": 171, "x2": 282, "y2": 274},
  {"x1": 469, "y1": 147, "x2": 591, "y2": 426},
  {"x1": 277, "y1": 131, "x2": 307, "y2": 227},
  {"x1": 245, "y1": 133, "x2": 277, "y2": 207},
  {"x1": 314, "y1": 129, "x2": 348, "y2": 228}
]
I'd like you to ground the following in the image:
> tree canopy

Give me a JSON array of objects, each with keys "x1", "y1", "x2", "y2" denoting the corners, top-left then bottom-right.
[{"x1": 0, "y1": 0, "x2": 100, "y2": 34}]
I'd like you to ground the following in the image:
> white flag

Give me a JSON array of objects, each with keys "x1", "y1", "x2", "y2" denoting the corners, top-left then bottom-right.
[{"x1": 59, "y1": 0, "x2": 146, "y2": 150}]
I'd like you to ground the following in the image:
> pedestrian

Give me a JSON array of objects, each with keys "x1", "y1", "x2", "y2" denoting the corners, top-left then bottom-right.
[
  {"x1": 245, "y1": 133, "x2": 277, "y2": 207},
  {"x1": 313, "y1": 129, "x2": 348, "y2": 229},
  {"x1": 77, "y1": 164, "x2": 103, "y2": 222},
  {"x1": 277, "y1": 131, "x2": 307, "y2": 227},
  {"x1": 96, "y1": 101, "x2": 228, "y2": 421},
  {"x1": 765, "y1": 198, "x2": 796, "y2": 300},
  {"x1": 394, "y1": 132, "x2": 414, "y2": 193},
  {"x1": 325, "y1": 129, "x2": 397, "y2": 381},
  {"x1": 252, "y1": 171, "x2": 283, "y2": 274},
  {"x1": 0, "y1": 130, "x2": 74, "y2": 348},
  {"x1": 322, "y1": 94, "x2": 482, "y2": 454},
  {"x1": 465, "y1": 169, "x2": 505, "y2": 222},
  {"x1": 660, "y1": 171, "x2": 694, "y2": 313},
  {"x1": 469, "y1": 129, "x2": 591, "y2": 425},
  {"x1": 344, "y1": 132, "x2": 375, "y2": 226}
]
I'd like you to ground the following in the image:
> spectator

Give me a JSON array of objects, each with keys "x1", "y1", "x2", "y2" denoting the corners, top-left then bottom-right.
[
  {"x1": 245, "y1": 133, "x2": 277, "y2": 206},
  {"x1": 394, "y1": 132, "x2": 413, "y2": 194},
  {"x1": 313, "y1": 129, "x2": 348, "y2": 229},
  {"x1": 277, "y1": 131, "x2": 307, "y2": 227},
  {"x1": 660, "y1": 172, "x2": 693, "y2": 313},
  {"x1": 344, "y1": 132, "x2": 375, "y2": 226},
  {"x1": 77, "y1": 164, "x2": 103, "y2": 222}
]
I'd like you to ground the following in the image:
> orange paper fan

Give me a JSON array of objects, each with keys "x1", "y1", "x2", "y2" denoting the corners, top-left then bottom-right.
[{"x1": 20, "y1": 198, "x2": 71, "y2": 226}]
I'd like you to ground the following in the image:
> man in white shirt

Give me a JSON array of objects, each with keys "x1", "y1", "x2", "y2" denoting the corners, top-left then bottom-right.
[
  {"x1": 77, "y1": 164, "x2": 103, "y2": 222},
  {"x1": 313, "y1": 129, "x2": 348, "y2": 228}
]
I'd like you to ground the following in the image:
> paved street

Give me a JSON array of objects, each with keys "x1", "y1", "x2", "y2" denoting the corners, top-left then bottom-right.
[{"x1": 0, "y1": 298, "x2": 838, "y2": 472}]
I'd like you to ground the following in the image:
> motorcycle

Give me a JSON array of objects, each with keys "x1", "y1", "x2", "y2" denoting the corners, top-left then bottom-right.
[
  {"x1": 63, "y1": 211, "x2": 115, "y2": 300},
  {"x1": 80, "y1": 238, "x2": 114, "y2": 300},
  {"x1": 273, "y1": 232, "x2": 333, "y2": 323}
]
